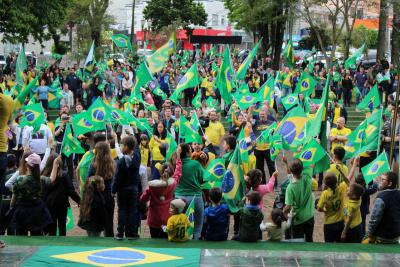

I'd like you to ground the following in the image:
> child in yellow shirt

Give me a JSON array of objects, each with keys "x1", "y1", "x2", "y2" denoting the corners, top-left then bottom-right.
[
  {"x1": 164, "y1": 199, "x2": 190, "y2": 242},
  {"x1": 341, "y1": 183, "x2": 364, "y2": 243}
]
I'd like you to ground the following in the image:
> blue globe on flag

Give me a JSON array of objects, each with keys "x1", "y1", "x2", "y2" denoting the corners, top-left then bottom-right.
[
  {"x1": 88, "y1": 250, "x2": 145, "y2": 265},
  {"x1": 25, "y1": 111, "x2": 36, "y2": 122},
  {"x1": 93, "y1": 109, "x2": 105, "y2": 121},
  {"x1": 221, "y1": 171, "x2": 234, "y2": 193}
]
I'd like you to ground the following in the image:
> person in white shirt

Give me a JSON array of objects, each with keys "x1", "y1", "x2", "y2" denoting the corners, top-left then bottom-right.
[
  {"x1": 60, "y1": 83, "x2": 74, "y2": 109},
  {"x1": 23, "y1": 124, "x2": 53, "y2": 158}
]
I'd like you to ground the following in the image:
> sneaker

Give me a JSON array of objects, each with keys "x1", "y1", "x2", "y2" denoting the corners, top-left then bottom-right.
[
  {"x1": 127, "y1": 234, "x2": 139, "y2": 240},
  {"x1": 115, "y1": 233, "x2": 124, "y2": 240}
]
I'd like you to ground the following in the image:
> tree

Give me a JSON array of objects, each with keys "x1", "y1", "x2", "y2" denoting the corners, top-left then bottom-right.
[
  {"x1": 298, "y1": 26, "x2": 331, "y2": 50},
  {"x1": 143, "y1": 0, "x2": 207, "y2": 36},
  {"x1": 377, "y1": 0, "x2": 389, "y2": 61},
  {"x1": 341, "y1": 0, "x2": 361, "y2": 60},
  {"x1": 351, "y1": 25, "x2": 378, "y2": 50},
  {"x1": 0, "y1": 0, "x2": 68, "y2": 45},
  {"x1": 392, "y1": 0, "x2": 400, "y2": 67},
  {"x1": 224, "y1": 0, "x2": 293, "y2": 69}
]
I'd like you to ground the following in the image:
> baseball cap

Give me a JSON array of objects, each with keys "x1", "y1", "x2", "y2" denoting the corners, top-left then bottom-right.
[{"x1": 25, "y1": 153, "x2": 41, "y2": 167}]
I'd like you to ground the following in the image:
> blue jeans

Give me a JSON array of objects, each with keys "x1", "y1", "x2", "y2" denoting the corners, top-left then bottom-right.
[
  {"x1": 176, "y1": 195, "x2": 204, "y2": 240},
  {"x1": 117, "y1": 188, "x2": 139, "y2": 237}
]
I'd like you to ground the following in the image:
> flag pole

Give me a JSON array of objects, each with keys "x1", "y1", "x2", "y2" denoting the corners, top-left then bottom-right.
[
  {"x1": 377, "y1": 107, "x2": 384, "y2": 155},
  {"x1": 390, "y1": 73, "x2": 400, "y2": 166}
]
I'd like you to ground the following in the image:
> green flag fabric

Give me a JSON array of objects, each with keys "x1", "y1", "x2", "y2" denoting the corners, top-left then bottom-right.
[
  {"x1": 192, "y1": 90, "x2": 202, "y2": 109},
  {"x1": 165, "y1": 131, "x2": 178, "y2": 161},
  {"x1": 294, "y1": 138, "x2": 325, "y2": 167},
  {"x1": 216, "y1": 46, "x2": 234, "y2": 104},
  {"x1": 61, "y1": 124, "x2": 85, "y2": 157},
  {"x1": 171, "y1": 63, "x2": 199, "y2": 99},
  {"x1": 131, "y1": 62, "x2": 153, "y2": 98},
  {"x1": 20, "y1": 103, "x2": 45, "y2": 132},
  {"x1": 111, "y1": 34, "x2": 133, "y2": 51},
  {"x1": 281, "y1": 94, "x2": 299, "y2": 110},
  {"x1": 258, "y1": 77, "x2": 274, "y2": 102},
  {"x1": 84, "y1": 41, "x2": 95, "y2": 74},
  {"x1": 283, "y1": 40, "x2": 294, "y2": 68},
  {"x1": 345, "y1": 44, "x2": 365, "y2": 70},
  {"x1": 179, "y1": 116, "x2": 202, "y2": 143},
  {"x1": 294, "y1": 71, "x2": 317, "y2": 96},
  {"x1": 357, "y1": 84, "x2": 380, "y2": 111},
  {"x1": 147, "y1": 32, "x2": 176, "y2": 73},
  {"x1": 361, "y1": 152, "x2": 390, "y2": 184},
  {"x1": 238, "y1": 128, "x2": 249, "y2": 163},
  {"x1": 236, "y1": 38, "x2": 262, "y2": 81},
  {"x1": 185, "y1": 198, "x2": 195, "y2": 237},
  {"x1": 16, "y1": 46, "x2": 28, "y2": 87}
]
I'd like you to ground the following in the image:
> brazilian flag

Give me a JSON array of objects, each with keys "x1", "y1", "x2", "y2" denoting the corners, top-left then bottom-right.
[
  {"x1": 283, "y1": 39, "x2": 294, "y2": 68},
  {"x1": 192, "y1": 90, "x2": 202, "y2": 109},
  {"x1": 185, "y1": 198, "x2": 195, "y2": 237},
  {"x1": 170, "y1": 63, "x2": 199, "y2": 100},
  {"x1": 131, "y1": 62, "x2": 153, "y2": 98},
  {"x1": 345, "y1": 43, "x2": 365, "y2": 70},
  {"x1": 84, "y1": 41, "x2": 95, "y2": 74},
  {"x1": 258, "y1": 77, "x2": 274, "y2": 102},
  {"x1": 357, "y1": 84, "x2": 380, "y2": 111},
  {"x1": 165, "y1": 131, "x2": 177, "y2": 161},
  {"x1": 281, "y1": 93, "x2": 299, "y2": 110},
  {"x1": 104, "y1": 105, "x2": 131, "y2": 126},
  {"x1": 87, "y1": 98, "x2": 110, "y2": 128},
  {"x1": 274, "y1": 106, "x2": 307, "y2": 149},
  {"x1": 16, "y1": 45, "x2": 28, "y2": 87},
  {"x1": 147, "y1": 32, "x2": 176, "y2": 73},
  {"x1": 61, "y1": 124, "x2": 85, "y2": 157},
  {"x1": 344, "y1": 121, "x2": 367, "y2": 160},
  {"x1": 258, "y1": 121, "x2": 277, "y2": 146},
  {"x1": 361, "y1": 152, "x2": 390, "y2": 184},
  {"x1": 111, "y1": 34, "x2": 133, "y2": 52},
  {"x1": 233, "y1": 93, "x2": 262, "y2": 110},
  {"x1": 238, "y1": 128, "x2": 249, "y2": 163},
  {"x1": 72, "y1": 111, "x2": 96, "y2": 136},
  {"x1": 216, "y1": 46, "x2": 234, "y2": 104},
  {"x1": 294, "y1": 71, "x2": 317, "y2": 97},
  {"x1": 20, "y1": 103, "x2": 45, "y2": 132},
  {"x1": 294, "y1": 138, "x2": 325, "y2": 167},
  {"x1": 236, "y1": 38, "x2": 262, "y2": 81},
  {"x1": 221, "y1": 146, "x2": 246, "y2": 212},
  {"x1": 179, "y1": 116, "x2": 202, "y2": 143},
  {"x1": 14, "y1": 75, "x2": 40, "y2": 111},
  {"x1": 204, "y1": 158, "x2": 226, "y2": 184}
]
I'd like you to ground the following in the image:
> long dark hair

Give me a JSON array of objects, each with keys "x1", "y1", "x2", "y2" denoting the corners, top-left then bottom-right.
[
  {"x1": 41, "y1": 153, "x2": 62, "y2": 178},
  {"x1": 153, "y1": 121, "x2": 167, "y2": 139},
  {"x1": 80, "y1": 175, "x2": 104, "y2": 222}
]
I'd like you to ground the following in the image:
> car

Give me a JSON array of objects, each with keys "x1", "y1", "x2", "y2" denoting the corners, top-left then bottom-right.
[
  {"x1": 0, "y1": 54, "x2": 5, "y2": 67},
  {"x1": 137, "y1": 49, "x2": 153, "y2": 57},
  {"x1": 110, "y1": 53, "x2": 125, "y2": 63}
]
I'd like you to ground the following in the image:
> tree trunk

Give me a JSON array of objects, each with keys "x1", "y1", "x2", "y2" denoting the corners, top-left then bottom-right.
[
  {"x1": 392, "y1": 0, "x2": 400, "y2": 67},
  {"x1": 91, "y1": 30, "x2": 101, "y2": 47},
  {"x1": 377, "y1": 0, "x2": 389, "y2": 61},
  {"x1": 51, "y1": 31, "x2": 62, "y2": 54}
]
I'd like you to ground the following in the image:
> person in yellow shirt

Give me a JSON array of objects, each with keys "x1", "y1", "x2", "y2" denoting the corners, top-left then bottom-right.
[
  {"x1": 341, "y1": 183, "x2": 364, "y2": 243},
  {"x1": 200, "y1": 75, "x2": 214, "y2": 97},
  {"x1": 329, "y1": 117, "x2": 351, "y2": 152},
  {"x1": 149, "y1": 121, "x2": 166, "y2": 180},
  {"x1": 317, "y1": 172, "x2": 348, "y2": 242},
  {"x1": 165, "y1": 199, "x2": 190, "y2": 242},
  {"x1": 204, "y1": 110, "x2": 225, "y2": 156},
  {"x1": 327, "y1": 147, "x2": 348, "y2": 184}
]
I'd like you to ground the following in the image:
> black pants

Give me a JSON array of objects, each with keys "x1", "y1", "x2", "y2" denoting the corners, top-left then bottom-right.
[
  {"x1": 254, "y1": 149, "x2": 276, "y2": 185},
  {"x1": 46, "y1": 206, "x2": 68, "y2": 236},
  {"x1": 117, "y1": 189, "x2": 138, "y2": 238},
  {"x1": 344, "y1": 224, "x2": 363, "y2": 243},
  {"x1": 56, "y1": 144, "x2": 74, "y2": 182},
  {"x1": 343, "y1": 90, "x2": 352, "y2": 107},
  {"x1": 286, "y1": 217, "x2": 314, "y2": 242},
  {"x1": 150, "y1": 227, "x2": 168, "y2": 238},
  {"x1": 323, "y1": 220, "x2": 344, "y2": 242},
  {"x1": 40, "y1": 99, "x2": 48, "y2": 110},
  {"x1": 103, "y1": 191, "x2": 115, "y2": 237},
  {"x1": 184, "y1": 88, "x2": 194, "y2": 107}
]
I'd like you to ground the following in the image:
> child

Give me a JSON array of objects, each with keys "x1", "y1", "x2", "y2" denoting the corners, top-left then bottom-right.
[
  {"x1": 140, "y1": 145, "x2": 182, "y2": 238},
  {"x1": 327, "y1": 147, "x2": 348, "y2": 184},
  {"x1": 233, "y1": 191, "x2": 264, "y2": 242},
  {"x1": 112, "y1": 136, "x2": 141, "y2": 240},
  {"x1": 202, "y1": 187, "x2": 230, "y2": 241},
  {"x1": 139, "y1": 134, "x2": 151, "y2": 190},
  {"x1": 341, "y1": 183, "x2": 364, "y2": 243},
  {"x1": 42, "y1": 154, "x2": 81, "y2": 236},
  {"x1": 165, "y1": 199, "x2": 190, "y2": 242},
  {"x1": 245, "y1": 169, "x2": 277, "y2": 210},
  {"x1": 354, "y1": 174, "x2": 378, "y2": 237},
  {"x1": 316, "y1": 172, "x2": 348, "y2": 242},
  {"x1": 78, "y1": 175, "x2": 107, "y2": 237},
  {"x1": 260, "y1": 208, "x2": 292, "y2": 241}
]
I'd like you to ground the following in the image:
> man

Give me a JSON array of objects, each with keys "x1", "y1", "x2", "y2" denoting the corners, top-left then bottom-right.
[
  {"x1": 60, "y1": 83, "x2": 74, "y2": 110},
  {"x1": 0, "y1": 92, "x2": 13, "y2": 248},
  {"x1": 162, "y1": 108, "x2": 175, "y2": 132},
  {"x1": 23, "y1": 122, "x2": 53, "y2": 159},
  {"x1": 283, "y1": 159, "x2": 314, "y2": 242},
  {"x1": 329, "y1": 117, "x2": 351, "y2": 153},
  {"x1": 249, "y1": 107, "x2": 276, "y2": 184},
  {"x1": 366, "y1": 172, "x2": 400, "y2": 244},
  {"x1": 204, "y1": 110, "x2": 225, "y2": 156},
  {"x1": 355, "y1": 66, "x2": 368, "y2": 99}
]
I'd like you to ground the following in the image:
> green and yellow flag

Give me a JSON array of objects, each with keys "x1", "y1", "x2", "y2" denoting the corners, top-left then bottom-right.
[
  {"x1": 294, "y1": 138, "x2": 325, "y2": 167},
  {"x1": 294, "y1": 71, "x2": 317, "y2": 96},
  {"x1": 16, "y1": 45, "x2": 28, "y2": 87},
  {"x1": 283, "y1": 39, "x2": 294, "y2": 68},
  {"x1": 236, "y1": 38, "x2": 262, "y2": 81},
  {"x1": 345, "y1": 43, "x2": 365, "y2": 70},
  {"x1": 146, "y1": 32, "x2": 176, "y2": 73},
  {"x1": 61, "y1": 124, "x2": 85, "y2": 157},
  {"x1": 84, "y1": 41, "x2": 95, "y2": 74},
  {"x1": 185, "y1": 198, "x2": 195, "y2": 237},
  {"x1": 131, "y1": 62, "x2": 153, "y2": 98},
  {"x1": 361, "y1": 152, "x2": 390, "y2": 184},
  {"x1": 216, "y1": 46, "x2": 234, "y2": 104},
  {"x1": 111, "y1": 34, "x2": 133, "y2": 51},
  {"x1": 357, "y1": 83, "x2": 380, "y2": 111},
  {"x1": 192, "y1": 90, "x2": 202, "y2": 109},
  {"x1": 179, "y1": 116, "x2": 202, "y2": 143},
  {"x1": 72, "y1": 111, "x2": 96, "y2": 136},
  {"x1": 20, "y1": 103, "x2": 45, "y2": 132},
  {"x1": 165, "y1": 131, "x2": 177, "y2": 161},
  {"x1": 238, "y1": 128, "x2": 249, "y2": 164},
  {"x1": 204, "y1": 158, "x2": 226, "y2": 185},
  {"x1": 258, "y1": 77, "x2": 274, "y2": 102}
]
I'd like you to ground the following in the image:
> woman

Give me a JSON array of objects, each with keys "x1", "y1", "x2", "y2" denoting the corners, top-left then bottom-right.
[
  {"x1": 90, "y1": 77, "x2": 104, "y2": 104},
  {"x1": 122, "y1": 73, "x2": 132, "y2": 97},
  {"x1": 9, "y1": 153, "x2": 54, "y2": 235},
  {"x1": 341, "y1": 72, "x2": 353, "y2": 107},
  {"x1": 36, "y1": 79, "x2": 50, "y2": 109},
  {"x1": 87, "y1": 142, "x2": 116, "y2": 237},
  {"x1": 149, "y1": 122, "x2": 167, "y2": 180}
]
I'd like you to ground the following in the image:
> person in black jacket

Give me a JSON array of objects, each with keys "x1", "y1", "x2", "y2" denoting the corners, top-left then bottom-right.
[
  {"x1": 112, "y1": 136, "x2": 141, "y2": 240},
  {"x1": 42, "y1": 154, "x2": 80, "y2": 236}
]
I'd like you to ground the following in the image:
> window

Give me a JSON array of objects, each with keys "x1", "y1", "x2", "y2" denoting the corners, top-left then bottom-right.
[
  {"x1": 221, "y1": 17, "x2": 225, "y2": 26},
  {"x1": 212, "y1": 14, "x2": 218, "y2": 26}
]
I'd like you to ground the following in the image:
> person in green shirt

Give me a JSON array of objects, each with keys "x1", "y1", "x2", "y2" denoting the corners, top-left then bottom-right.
[
  {"x1": 175, "y1": 143, "x2": 204, "y2": 240},
  {"x1": 283, "y1": 158, "x2": 314, "y2": 242}
]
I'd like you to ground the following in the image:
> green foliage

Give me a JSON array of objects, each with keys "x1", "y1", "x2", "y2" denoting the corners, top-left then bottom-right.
[
  {"x1": 351, "y1": 25, "x2": 378, "y2": 50},
  {"x1": 298, "y1": 26, "x2": 331, "y2": 50},
  {"x1": 0, "y1": 0, "x2": 69, "y2": 44},
  {"x1": 143, "y1": 0, "x2": 207, "y2": 32}
]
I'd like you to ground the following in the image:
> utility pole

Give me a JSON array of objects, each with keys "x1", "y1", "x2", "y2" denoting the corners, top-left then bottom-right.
[{"x1": 130, "y1": 0, "x2": 136, "y2": 45}]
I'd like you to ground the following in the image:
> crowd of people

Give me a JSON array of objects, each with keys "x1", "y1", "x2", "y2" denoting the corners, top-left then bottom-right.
[{"x1": 0, "y1": 45, "x2": 399, "y2": 248}]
